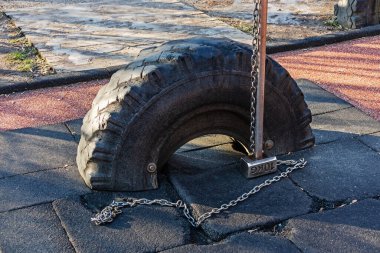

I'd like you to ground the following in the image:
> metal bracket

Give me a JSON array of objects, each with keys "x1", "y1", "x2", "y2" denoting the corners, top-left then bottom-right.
[{"x1": 240, "y1": 156, "x2": 277, "y2": 178}]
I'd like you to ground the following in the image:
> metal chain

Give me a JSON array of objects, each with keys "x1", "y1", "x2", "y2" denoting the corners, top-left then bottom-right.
[
  {"x1": 90, "y1": 1, "x2": 307, "y2": 229},
  {"x1": 91, "y1": 159, "x2": 307, "y2": 227},
  {"x1": 250, "y1": 0, "x2": 261, "y2": 154}
]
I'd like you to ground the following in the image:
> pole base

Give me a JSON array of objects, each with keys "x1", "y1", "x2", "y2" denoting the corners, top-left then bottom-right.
[{"x1": 240, "y1": 156, "x2": 277, "y2": 178}]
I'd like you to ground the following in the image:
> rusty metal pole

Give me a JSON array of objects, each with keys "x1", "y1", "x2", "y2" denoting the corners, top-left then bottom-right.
[
  {"x1": 254, "y1": 0, "x2": 268, "y2": 160},
  {"x1": 240, "y1": 0, "x2": 277, "y2": 178}
]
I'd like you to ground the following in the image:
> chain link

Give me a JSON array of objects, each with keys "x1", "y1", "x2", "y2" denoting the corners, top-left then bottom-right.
[
  {"x1": 250, "y1": 0, "x2": 261, "y2": 154},
  {"x1": 91, "y1": 159, "x2": 307, "y2": 227}
]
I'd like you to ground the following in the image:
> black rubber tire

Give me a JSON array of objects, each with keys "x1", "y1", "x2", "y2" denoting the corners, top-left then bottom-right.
[
  {"x1": 335, "y1": 0, "x2": 380, "y2": 28},
  {"x1": 77, "y1": 37, "x2": 314, "y2": 191}
]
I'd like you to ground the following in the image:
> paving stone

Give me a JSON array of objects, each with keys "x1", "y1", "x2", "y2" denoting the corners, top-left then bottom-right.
[
  {"x1": 163, "y1": 232, "x2": 301, "y2": 253},
  {"x1": 0, "y1": 166, "x2": 90, "y2": 212},
  {"x1": 167, "y1": 155, "x2": 312, "y2": 241},
  {"x1": 296, "y1": 79, "x2": 352, "y2": 116},
  {"x1": 280, "y1": 138, "x2": 380, "y2": 202},
  {"x1": 311, "y1": 107, "x2": 380, "y2": 144},
  {"x1": 312, "y1": 129, "x2": 354, "y2": 145},
  {"x1": 176, "y1": 142, "x2": 243, "y2": 166},
  {"x1": 53, "y1": 182, "x2": 190, "y2": 253},
  {"x1": 358, "y1": 131, "x2": 380, "y2": 152},
  {"x1": 282, "y1": 199, "x2": 380, "y2": 253},
  {"x1": 65, "y1": 118, "x2": 83, "y2": 143},
  {"x1": 0, "y1": 124, "x2": 77, "y2": 178},
  {"x1": 0, "y1": 203, "x2": 74, "y2": 253}
]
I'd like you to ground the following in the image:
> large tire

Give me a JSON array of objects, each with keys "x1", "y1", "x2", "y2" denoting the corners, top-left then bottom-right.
[
  {"x1": 77, "y1": 37, "x2": 314, "y2": 191},
  {"x1": 335, "y1": 0, "x2": 380, "y2": 29}
]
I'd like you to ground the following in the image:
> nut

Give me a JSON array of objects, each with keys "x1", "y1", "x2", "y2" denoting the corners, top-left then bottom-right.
[{"x1": 265, "y1": 140, "x2": 274, "y2": 150}]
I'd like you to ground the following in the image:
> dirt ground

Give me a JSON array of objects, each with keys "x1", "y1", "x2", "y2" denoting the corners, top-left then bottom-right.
[
  {"x1": 0, "y1": 12, "x2": 53, "y2": 86},
  {"x1": 182, "y1": 0, "x2": 344, "y2": 43}
]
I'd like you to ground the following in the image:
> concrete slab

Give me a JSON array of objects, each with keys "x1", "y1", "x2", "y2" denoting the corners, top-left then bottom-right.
[
  {"x1": 0, "y1": 166, "x2": 90, "y2": 212},
  {"x1": 280, "y1": 138, "x2": 380, "y2": 202},
  {"x1": 0, "y1": 124, "x2": 77, "y2": 179},
  {"x1": 167, "y1": 156, "x2": 312, "y2": 241},
  {"x1": 282, "y1": 199, "x2": 380, "y2": 253},
  {"x1": 358, "y1": 131, "x2": 380, "y2": 153},
  {"x1": 311, "y1": 107, "x2": 380, "y2": 144},
  {"x1": 176, "y1": 142, "x2": 243, "y2": 165},
  {"x1": 65, "y1": 118, "x2": 83, "y2": 143},
  {"x1": 0, "y1": 203, "x2": 74, "y2": 253},
  {"x1": 2, "y1": 0, "x2": 250, "y2": 72},
  {"x1": 296, "y1": 79, "x2": 352, "y2": 115},
  {"x1": 53, "y1": 182, "x2": 190, "y2": 253},
  {"x1": 163, "y1": 232, "x2": 301, "y2": 253}
]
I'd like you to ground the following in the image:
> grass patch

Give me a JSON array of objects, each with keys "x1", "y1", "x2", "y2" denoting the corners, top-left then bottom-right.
[
  {"x1": 6, "y1": 47, "x2": 38, "y2": 72},
  {"x1": 17, "y1": 59, "x2": 34, "y2": 72},
  {"x1": 9, "y1": 37, "x2": 27, "y2": 45},
  {"x1": 323, "y1": 16, "x2": 343, "y2": 29}
]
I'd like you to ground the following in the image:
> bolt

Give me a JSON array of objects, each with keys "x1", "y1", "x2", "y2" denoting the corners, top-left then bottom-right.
[
  {"x1": 147, "y1": 163, "x2": 157, "y2": 173},
  {"x1": 265, "y1": 140, "x2": 274, "y2": 150}
]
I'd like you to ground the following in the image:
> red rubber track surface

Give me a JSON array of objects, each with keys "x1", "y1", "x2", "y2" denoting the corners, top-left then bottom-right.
[
  {"x1": 273, "y1": 35, "x2": 380, "y2": 121},
  {"x1": 0, "y1": 80, "x2": 104, "y2": 131}
]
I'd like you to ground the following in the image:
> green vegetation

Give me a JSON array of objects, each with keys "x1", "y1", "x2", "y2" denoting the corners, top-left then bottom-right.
[
  {"x1": 7, "y1": 47, "x2": 38, "y2": 72},
  {"x1": 6, "y1": 38, "x2": 39, "y2": 72},
  {"x1": 323, "y1": 16, "x2": 343, "y2": 29}
]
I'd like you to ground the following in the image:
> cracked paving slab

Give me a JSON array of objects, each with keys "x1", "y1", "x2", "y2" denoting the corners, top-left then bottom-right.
[
  {"x1": 0, "y1": 165, "x2": 90, "y2": 212},
  {"x1": 358, "y1": 131, "x2": 380, "y2": 153},
  {"x1": 280, "y1": 138, "x2": 380, "y2": 202},
  {"x1": 0, "y1": 203, "x2": 74, "y2": 253},
  {"x1": 2, "y1": 0, "x2": 250, "y2": 72},
  {"x1": 167, "y1": 149, "x2": 312, "y2": 241},
  {"x1": 311, "y1": 107, "x2": 380, "y2": 144},
  {"x1": 296, "y1": 79, "x2": 352, "y2": 116},
  {"x1": 53, "y1": 180, "x2": 190, "y2": 253},
  {"x1": 0, "y1": 123, "x2": 77, "y2": 179},
  {"x1": 281, "y1": 199, "x2": 380, "y2": 253},
  {"x1": 163, "y1": 232, "x2": 301, "y2": 253}
]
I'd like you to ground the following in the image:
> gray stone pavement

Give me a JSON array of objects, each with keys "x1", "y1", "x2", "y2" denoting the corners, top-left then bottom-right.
[
  {"x1": 0, "y1": 79, "x2": 379, "y2": 252},
  {"x1": 1, "y1": 0, "x2": 251, "y2": 73}
]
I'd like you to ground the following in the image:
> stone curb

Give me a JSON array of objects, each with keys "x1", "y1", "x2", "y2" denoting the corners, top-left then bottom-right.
[
  {"x1": 267, "y1": 24, "x2": 380, "y2": 54},
  {"x1": 2, "y1": 24, "x2": 380, "y2": 95}
]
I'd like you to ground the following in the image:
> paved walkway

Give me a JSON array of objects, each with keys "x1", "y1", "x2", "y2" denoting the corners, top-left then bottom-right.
[{"x1": 1, "y1": 0, "x2": 250, "y2": 72}]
